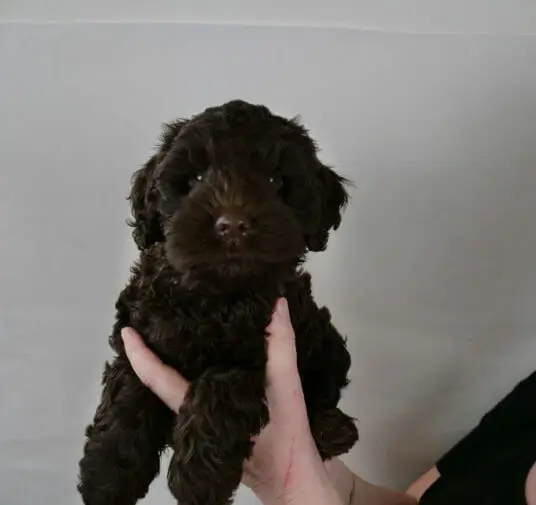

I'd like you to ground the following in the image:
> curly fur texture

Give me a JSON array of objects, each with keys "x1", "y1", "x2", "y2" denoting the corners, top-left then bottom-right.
[{"x1": 77, "y1": 100, "x2": 358, "y2": 505}]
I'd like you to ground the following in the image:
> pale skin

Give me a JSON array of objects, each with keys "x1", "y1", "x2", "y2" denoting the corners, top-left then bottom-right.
[{"x1": 121, "y1": 297, "x2": 536, "y2": 505}]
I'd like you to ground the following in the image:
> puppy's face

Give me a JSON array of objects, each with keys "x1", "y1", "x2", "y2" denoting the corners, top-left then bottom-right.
[{"x1": 129, "y1": 100, "x2": 349, "y2": 280}]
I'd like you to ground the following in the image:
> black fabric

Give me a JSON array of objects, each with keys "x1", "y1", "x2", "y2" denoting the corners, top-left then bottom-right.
[{"x1": 420, "y1": 370, "x2": 536, "y2": 505}]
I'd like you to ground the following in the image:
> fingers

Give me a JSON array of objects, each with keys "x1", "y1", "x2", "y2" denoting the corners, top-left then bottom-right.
[
  {"x1": 121, "y1": 327, "x2": 189, "y2": 413},
  {"x1": 265, "y1": 298, "x2": 308, "y2": 422},
  {"x1": 266, "y1": 298, "x2": 297, "y2": 376}
]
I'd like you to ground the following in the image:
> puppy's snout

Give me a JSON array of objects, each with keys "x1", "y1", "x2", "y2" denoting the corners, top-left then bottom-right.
[{"x1": 215, "y1": 213, "x2": 250, "y2": 244}]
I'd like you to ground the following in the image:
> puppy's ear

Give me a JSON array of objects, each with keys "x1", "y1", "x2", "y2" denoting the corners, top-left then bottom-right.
[
  {"x1": 305, "y1": 162, "x2": 350, "y2": 252},
  {"x1": 127, "y1": 155, "x2": 164, "y2": 250},
  {"x1": 127, "y1": 119, "x2": 186, "y2": 250}
]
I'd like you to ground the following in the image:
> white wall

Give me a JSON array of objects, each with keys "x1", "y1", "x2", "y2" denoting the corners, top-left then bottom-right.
[
  {"x1": 3, "y1": 0, "x2": 536, "y2": 33},
  {"x1": 1, "y1": 3, "x2": 536, "y2": 505}
]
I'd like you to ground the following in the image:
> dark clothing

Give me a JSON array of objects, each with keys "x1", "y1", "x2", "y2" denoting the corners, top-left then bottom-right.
[{"x1": 421, "y1": 371, "x2": 536, "y2": 505}]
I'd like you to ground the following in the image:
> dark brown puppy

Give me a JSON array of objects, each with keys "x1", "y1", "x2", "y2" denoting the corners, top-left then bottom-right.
[{"x1": 77, "y1": 100, "x2": 358, "y2": 505}]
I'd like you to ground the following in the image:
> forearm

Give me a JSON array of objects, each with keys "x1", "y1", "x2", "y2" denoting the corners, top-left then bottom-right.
[{"x1": 406, "y1": 467, "x2": 440, "y2": 502}]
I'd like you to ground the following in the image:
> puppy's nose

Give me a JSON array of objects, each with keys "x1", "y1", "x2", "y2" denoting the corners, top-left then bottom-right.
[{"x1": 215, "y1": 214, "x2": 250, "y2": 242}]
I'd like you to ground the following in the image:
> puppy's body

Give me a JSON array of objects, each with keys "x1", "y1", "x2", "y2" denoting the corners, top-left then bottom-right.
[{"x1": 78, "y1": 100, "x2": 358, "y2": 505}]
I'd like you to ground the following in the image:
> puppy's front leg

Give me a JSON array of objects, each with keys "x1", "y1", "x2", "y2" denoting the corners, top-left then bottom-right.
[
  {"x1": 168, "y1": 368, "x2": 268, "y2": 505},
  {"x1": 77, "y1": 357, "x2": 173, "y2": 505},
  {"x1": 296, "y1": 306, "x2": 359, "y2": 461}
]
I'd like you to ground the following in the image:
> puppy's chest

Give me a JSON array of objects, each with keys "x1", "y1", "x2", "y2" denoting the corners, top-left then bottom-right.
[{"x1": 142, "y1": 294, "x2": 274, "y2": 381}]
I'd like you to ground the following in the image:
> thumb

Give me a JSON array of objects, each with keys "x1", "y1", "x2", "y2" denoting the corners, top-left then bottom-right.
[
  {"x1": 266, "y1": 298, "x2": 297, "y2": 375},
  {"x1": 265, "y1": 298, "x2": 308, "y2": 420},
  {"x1": 122, "y1": 327, "x2": 189, "y2": 413}
]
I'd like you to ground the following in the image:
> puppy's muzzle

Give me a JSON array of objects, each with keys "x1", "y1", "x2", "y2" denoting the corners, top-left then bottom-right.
[{"x1": 215, "y1": 211, "x2": 250, "y2": 246}]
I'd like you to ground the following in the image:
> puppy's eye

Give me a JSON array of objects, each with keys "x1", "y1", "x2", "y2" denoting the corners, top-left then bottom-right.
[
  {"x1": 188, "y1": 173, "x2": 204, "y2": 188},
  {"x1": 268, "y1": 176, "x2": 283, "y2": 189}
]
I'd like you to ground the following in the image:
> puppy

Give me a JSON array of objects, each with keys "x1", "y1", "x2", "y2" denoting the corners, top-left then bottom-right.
[{"x1": 77, "y1": 100, "x2": 358, "y2": 505}]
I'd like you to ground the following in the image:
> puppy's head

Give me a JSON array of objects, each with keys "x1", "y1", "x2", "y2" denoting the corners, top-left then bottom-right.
[{"x1": 128, "y1": 100, "x2": 349, "y2": 279}]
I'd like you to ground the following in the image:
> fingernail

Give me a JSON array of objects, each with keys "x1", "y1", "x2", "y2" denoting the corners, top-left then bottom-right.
[
  {"x1": 276, "y1": 298, "x2": 289, "y2": 320},
  {"x1": 121, "y1": 327, "x2": 135, "y2": 341}
]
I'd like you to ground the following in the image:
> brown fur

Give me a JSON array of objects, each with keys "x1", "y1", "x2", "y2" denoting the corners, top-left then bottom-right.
[{"x1": 77, "y1": 100, "x2": 358, "y2": 505}]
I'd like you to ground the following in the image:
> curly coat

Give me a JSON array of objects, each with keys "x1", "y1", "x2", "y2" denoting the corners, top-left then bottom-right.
[{"x1": 77, "y1": 100, "x2": 358, "y2": 505}]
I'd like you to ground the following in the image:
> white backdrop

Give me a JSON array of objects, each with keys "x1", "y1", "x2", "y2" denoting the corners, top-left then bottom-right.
[{"x1": 1, "y1": 3, "x2": 536, "y2": 505}]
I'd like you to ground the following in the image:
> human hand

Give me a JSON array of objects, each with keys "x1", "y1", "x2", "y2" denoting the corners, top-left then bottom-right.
[{"x1": 121, "y1": 298, "x2": 345, "y2": 505}]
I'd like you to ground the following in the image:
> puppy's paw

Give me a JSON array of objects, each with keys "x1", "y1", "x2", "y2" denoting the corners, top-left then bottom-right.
[
  {"x1": 311, "y1": 408, "x2": 359, "y2": 460},
  {"x1": 167, "y1": 369, "x2": 265, "y2": 505}
]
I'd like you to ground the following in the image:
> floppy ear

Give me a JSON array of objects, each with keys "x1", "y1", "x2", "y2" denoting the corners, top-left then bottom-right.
[
  {"x1": 127, "y1": 120, "x2": 186, "y2": 250},
  {"x1": 305, "y1": 162, "x2": 350, "y2": 252},
  {"x1": 127, "y1": 155, "x2": 164, "y2": 250}
]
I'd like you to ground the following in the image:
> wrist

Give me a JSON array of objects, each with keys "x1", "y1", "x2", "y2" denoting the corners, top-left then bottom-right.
[
  {"x1": 284, "y1": 483, "x2": 344, "y2": 505},
  {"x1": 258, "y1": 481, "x2": 344, "y2": 505},
  {"x1": 324, "y1": 459, "x2": 355, "y2": 504},
  {"x1": 255, "y1": 456, "x2": 345, "y2": 505}
]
